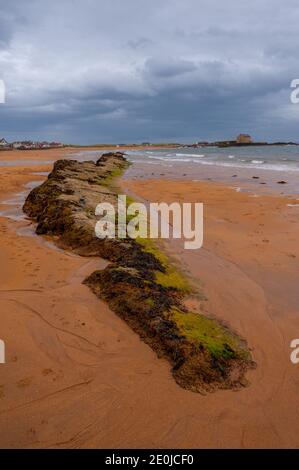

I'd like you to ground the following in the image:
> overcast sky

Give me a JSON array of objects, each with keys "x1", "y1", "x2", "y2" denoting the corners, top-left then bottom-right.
[{"x1": 1, "y1": 0, "x2": 299, "y2": 144}]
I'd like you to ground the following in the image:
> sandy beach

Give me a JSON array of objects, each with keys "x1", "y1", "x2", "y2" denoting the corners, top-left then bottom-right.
[{"x1": 0, "y1": 148, "x2": 299, "y2": 448}]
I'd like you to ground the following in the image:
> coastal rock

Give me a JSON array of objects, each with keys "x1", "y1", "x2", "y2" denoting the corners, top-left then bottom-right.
[{"x1": 23, "y1": 152, "x2": 255, "y2": 393}]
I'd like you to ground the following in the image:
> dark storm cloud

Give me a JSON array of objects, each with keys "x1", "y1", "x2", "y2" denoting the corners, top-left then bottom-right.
[
  {"x1": 0, "y1": 0, "x2": 299, "y2": 143},
  {"x1": 144, "y1": 58, "x2": 197, "y2": 78},
  {"x1": 0, "y1": 4, "x2": 26, "y2": 46}
]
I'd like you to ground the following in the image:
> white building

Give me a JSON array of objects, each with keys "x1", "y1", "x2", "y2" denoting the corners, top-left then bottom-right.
[{"x1": 0, "y1": 138, "x2": 9, "y2": 147}]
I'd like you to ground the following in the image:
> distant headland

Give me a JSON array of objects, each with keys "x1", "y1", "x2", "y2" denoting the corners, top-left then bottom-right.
[{"x1": 183, "y1": 134, "x2": 299, "y2": 148}]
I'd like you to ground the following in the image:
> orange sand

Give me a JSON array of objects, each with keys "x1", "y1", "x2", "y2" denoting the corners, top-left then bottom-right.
[{"x1": 0, "y1": 151, "x2": 299, "y2": 448}]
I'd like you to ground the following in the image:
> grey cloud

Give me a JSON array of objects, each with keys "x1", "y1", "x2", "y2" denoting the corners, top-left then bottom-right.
[
  {"x1": 127, "y1": 37, "x2": 153, "y2": 50},
  {"x1": 0, "y1": 0, "x2": 299, "y2": 143},
  {"x1": 144, "y1": 57, "x2": 197, "y2": 78}
]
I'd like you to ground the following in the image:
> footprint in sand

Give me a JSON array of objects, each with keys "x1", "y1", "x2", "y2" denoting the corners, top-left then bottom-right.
[
  {"x1": 42, "y1": 368, "x2": 53, "y2": 377},
  {"x1": 27, "y1": 427, "x2": 36, "y2": 437},
  {"x1": 17, "y1": 377, "x2": 33, "y2": 388}
]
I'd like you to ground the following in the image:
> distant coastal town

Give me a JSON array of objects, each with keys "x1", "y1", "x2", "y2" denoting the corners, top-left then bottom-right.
[
  {"x1": 0, "y1": 133, "x2": 298, "y2": 151},
  {"x1": 0, "y1": 138, "x2": 64, "y2": 150}
]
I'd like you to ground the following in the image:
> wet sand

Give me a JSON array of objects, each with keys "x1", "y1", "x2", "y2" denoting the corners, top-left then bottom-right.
[
  {"x1": 124, "y1": 156, "x2": 299, "y2": 196},
  {"x1": 122, "y1": 177, "x2": 299, "y2": 448},
  {"x1": 0, "y1": 149, "x2": 299, "y2": 448}
]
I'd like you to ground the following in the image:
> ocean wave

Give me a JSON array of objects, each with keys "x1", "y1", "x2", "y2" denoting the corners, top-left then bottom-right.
[
  {"x1": 188, "y1": 159, "x2": 299, "y2": 172},
  {"x1": 128, "y1": 149, "x2": 299, "y2": 173},
  {"x1": 175, "y1": 153, "x2": 205, "y2": 158},
  {"x1": 151, "y1": 156, "x2": 191, "y2": 162}
]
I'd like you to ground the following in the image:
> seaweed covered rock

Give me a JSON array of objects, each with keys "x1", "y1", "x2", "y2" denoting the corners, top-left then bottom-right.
[{"x1": 23, "y1": 152, "x2": 255, "y2": 393}]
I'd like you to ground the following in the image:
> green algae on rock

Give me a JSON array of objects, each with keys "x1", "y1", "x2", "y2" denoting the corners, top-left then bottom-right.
[{"x1": 23, "y1": 152, "x2": 255, "y2": 393}]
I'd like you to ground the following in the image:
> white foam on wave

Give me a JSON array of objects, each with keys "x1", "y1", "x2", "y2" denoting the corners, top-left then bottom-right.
[
  {"x1": 151, "y1": 156, "x2": 191, "y2": 162},
  {"x1": 138, "y1": 161, "x2": 173, "y2": 167},
  {"x1": 130, "y1": 149, "x2": 299, "y2": 173},
  {"x1": 175, "y1": 153, "x2": 205, "y2": 158},
  {"x1": 185, "y1": 159, "x2": 299, "y2": 172}
]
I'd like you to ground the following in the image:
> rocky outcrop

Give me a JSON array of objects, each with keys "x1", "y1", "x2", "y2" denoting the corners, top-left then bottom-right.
[{"x1": 23, "y1": 152, "x2": 255, "y2": 393}]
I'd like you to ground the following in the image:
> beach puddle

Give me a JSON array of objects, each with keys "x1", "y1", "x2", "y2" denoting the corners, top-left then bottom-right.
[
  {"x1": 0, "y1": 176, "x2": 109, "y2": 287},
  {"x1": 31, "y1": 171, "x2": 50, "y2": 176},
  {"x1": 0, "y1": 180, "x2": 44, "y2": 221},
  {"x1": 0, "y1": 160, "x2": 54, "y2": 167},
  {"x1": 0, "y1": 178, "x2": 86, "y2": 257}
]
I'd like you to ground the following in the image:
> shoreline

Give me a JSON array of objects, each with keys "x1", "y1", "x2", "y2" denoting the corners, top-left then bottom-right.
[
  {"x1": 0, "y1": 150, "x2": 299, "y2": 447},
  {"x1": 124, "y1": 156, "x2": 299, "y2": 197},
  {"x1": 1, "y1": 145, "x2": 298, "y2": 196},
  {"x1": 0, "y1": 145, "x2": 179, "y2": 162}
]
